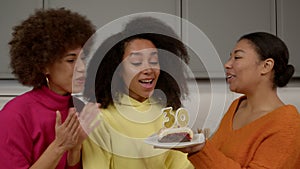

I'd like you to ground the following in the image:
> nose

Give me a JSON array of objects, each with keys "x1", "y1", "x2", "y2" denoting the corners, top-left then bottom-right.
[
  {"x1": 224, "y1": 58, "x2": 232, "y2": 69},
  {"x1": 75, "y1": 57, "x2": 85, "y2": 72},
  {"x1": 141, "y1": 64, "x2": 154, "y2": 74}
]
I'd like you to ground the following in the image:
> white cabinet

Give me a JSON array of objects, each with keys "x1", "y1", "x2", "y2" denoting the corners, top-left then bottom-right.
[
  {"x1": 0, "y1": 0, "x2": 181, "y2": 79},
  {"x1": 181, "y1": 0, "x2": 276, "y2": 78},
  {"x1": 277, "y1": 0, "x2": 300, "y2": 77},
  {"x1": 44, "y1": 0, "x2": 180, "y2": 29},
  {"x1": 44, "y1": 0, "x2": 181, "y2": 39},
  {"x1": 0, "y1": 0, "x2": 43, "y2": 78},
  {"x1": 1, "y1": 0, "x2": 299, "y2": 79}
]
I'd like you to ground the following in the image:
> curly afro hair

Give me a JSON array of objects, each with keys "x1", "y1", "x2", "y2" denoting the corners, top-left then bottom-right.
[
  {"x1": 9, "y1": 8, "x2": 95, "y2": 88},
  {"x1": 84, "y1": 17, "x2": 189, "y2": 109}
]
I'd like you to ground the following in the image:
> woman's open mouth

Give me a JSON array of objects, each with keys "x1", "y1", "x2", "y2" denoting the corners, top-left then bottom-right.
[{"x1": 139, "y1": 79, "x2": 155, "y2": 89}]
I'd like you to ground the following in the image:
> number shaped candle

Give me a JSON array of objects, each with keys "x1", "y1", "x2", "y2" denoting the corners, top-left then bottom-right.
[
  {"x1": 162, "y1": 107, "x2": 176, "y2": 128},
  {"x1": 162, "y1": 107, "x2": 189, "y2": 128},
  {"x1": 176, "y1": 108, "x2": 189, "y2": 127}
]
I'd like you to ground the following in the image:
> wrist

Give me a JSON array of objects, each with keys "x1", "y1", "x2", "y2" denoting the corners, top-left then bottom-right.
[
  {"x1": 51, "y1": 139, "x2": 66, "y2": 156},
  {"x1": 67, "y1": 147, "x2": 82, "y2": 167},
  {"x1": 71, "y1": 144, "x2": 82, "y2": 152}
]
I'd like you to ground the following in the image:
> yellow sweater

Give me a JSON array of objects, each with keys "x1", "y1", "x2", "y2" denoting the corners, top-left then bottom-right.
[
  {"x1": 189, "y1": 96, "x2": 300, "y2": 169},
  {"x1": 82, "y1": 95, "x2": 193, "y2": 169}
]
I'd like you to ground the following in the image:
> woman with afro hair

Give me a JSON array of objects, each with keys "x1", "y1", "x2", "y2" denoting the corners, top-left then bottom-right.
[
  {"x1": 81, "y1": 16, "x2": 194, "y2": 169},
  {"x1": 0, "y1": 8, "x2": 98, "y2": 169}
]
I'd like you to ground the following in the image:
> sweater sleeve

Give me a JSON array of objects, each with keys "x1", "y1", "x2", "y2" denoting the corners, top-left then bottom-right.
[
  {"x1": 188, "y1": 141, "x2": 241, "y2": 169},
  {"x1": 165, "y1": 150, "x2": 194, "y2": 169},
  {"x1": 82, "y1": 117, "x2": 113, "y2": 169},
  {"x1": 0, "y1": 108, "x2": 33, "y2": 169},
  {"x1": 82, "y1": 139, "x2": 112, "y2": 169}
]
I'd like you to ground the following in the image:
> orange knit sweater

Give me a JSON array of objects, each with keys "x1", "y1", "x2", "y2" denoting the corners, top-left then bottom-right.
[{"x1": 189, "y1": 96, "x2": 300, "y2": 169}]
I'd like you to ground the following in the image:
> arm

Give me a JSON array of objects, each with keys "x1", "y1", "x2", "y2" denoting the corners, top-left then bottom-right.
[
  {"x1": 188, "y1": 141, "x2": 241, "y2": 169},
  {"x1": 81, "y1": 112, "x2": 113, "y2": 169},
  {"x1": 29, "y1": 140, "x2": 66, "y2": 169},
  {"x1": 188, "y1": 123, "x2": 300, "y2": 169},
  {"x1": 67, "y1": 102, "x2": 101, "y2": 168},
  {"x1": 0, "y1": 109, "x2": 64, "y2": 169},
  {"x1": 0, "y1": 107, "x2": 81, "y2": 169},
  {"x1": 165, "y1": 150, "x2": 194, "y2": 169}
]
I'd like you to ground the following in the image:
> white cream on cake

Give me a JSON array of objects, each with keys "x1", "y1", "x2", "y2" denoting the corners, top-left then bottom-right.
[{"x1": 158, "y1": 127, "x2": 193, "y2": 142}]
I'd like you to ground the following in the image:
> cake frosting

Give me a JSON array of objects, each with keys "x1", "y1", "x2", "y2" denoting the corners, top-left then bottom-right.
[{"x1": 158, "y1": 127, "x2": 193, "y2": 143}]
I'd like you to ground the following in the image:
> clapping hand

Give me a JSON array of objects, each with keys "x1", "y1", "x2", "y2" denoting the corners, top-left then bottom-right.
[
  {"x1": 55, "y1": 108, "x2": 80, "y2": 152},
  {"x1": 77, "y1": 102, "x2": 102, "y2": 144}
]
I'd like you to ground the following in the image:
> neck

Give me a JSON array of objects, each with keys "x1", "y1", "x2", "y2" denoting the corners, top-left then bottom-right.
[{"x1": 243, "y1": 85, "x2": 284, "y2": 113}]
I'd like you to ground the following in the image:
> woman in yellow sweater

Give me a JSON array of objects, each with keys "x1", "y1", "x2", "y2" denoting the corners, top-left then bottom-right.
[
  {"x1": 81, "y1": 17, "x2": 194, "y2": 169},
  {"x1": 180, "y1": 32, "x2": 300, "y2": 168}
]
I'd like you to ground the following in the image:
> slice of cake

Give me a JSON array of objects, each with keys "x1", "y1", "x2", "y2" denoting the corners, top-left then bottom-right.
[{"x1": 158, "y1": 127, "x2": 193, "y2": 143}]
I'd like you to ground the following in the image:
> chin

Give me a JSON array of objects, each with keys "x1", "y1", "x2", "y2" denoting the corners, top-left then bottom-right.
[
  {"x1": 72, "y1": 86, "x2": 84, "y2": 94},
  {"x1": 229, "y1": 86, "x2": 237, "y2": 93},
  {"x1": 144, "y1": 90, "x2": 155, "y2": 98}
]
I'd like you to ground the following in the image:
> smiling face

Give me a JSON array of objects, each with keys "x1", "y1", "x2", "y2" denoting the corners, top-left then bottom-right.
[
  {"x1": 45, "y1": 47, "x2": 86, "y2": 95},
  {"x1": 224, "y1": 39, "x2": 265, "y2": 94},
  {"x1": 120, "y1": 38, "x2": 160, "y2": 102}
]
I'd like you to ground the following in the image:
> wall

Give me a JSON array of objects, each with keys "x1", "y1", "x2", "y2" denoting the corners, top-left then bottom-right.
[{"x1": 1, "y1": 80, "x2": 299, "y2": 134}]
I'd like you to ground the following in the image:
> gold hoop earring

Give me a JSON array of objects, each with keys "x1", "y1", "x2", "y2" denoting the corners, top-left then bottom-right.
[{"x1": 46, "y1": 76, "x2": 51, "y2": 89}]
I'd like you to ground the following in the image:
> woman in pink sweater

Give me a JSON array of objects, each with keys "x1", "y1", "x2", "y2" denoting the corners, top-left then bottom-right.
[
  {"x1": 180, "y1": 32, "x2": 300, "y2": 168},
  {"x1": 0, "y1": 8, "x2": 97, "y2": 168}
]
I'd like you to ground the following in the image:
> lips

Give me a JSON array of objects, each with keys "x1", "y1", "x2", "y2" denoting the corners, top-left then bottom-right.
[
  {"x1": 139, "y1": 79, "x2": 153, "y2": 84},
  {"x1": 74, "y1": 77, "x2": 85, "y2": 85},
  {"x1": 139, "y1": 78, "x2": 155, "y2": 89},
  {"x1": 226, "y1": 73, "x2": 235, "y2": 81}
]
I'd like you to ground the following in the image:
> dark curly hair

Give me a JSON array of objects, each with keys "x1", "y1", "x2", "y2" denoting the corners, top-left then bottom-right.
[
  {"x1": 239, "y1": 32, "x2": 294, "y2": 87},
  {"x1": 9, "y1": 8, "x2": 95, "y2": 88},
  {"x1": 84, "y1": 17, "x2": 189, "y2": 109}
]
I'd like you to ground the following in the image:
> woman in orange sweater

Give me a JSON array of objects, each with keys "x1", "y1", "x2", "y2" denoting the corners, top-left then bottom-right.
[{"x1": 180, "y1": 32, "x2": 300, "y2": 168}]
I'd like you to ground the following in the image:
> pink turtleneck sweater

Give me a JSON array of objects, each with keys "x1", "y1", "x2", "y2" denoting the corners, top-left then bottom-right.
[{"x1": 0, "y1": 86, "x2": 80, "y2": 169}]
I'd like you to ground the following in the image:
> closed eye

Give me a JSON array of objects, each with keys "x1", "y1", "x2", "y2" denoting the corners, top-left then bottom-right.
[
  {"x1": 149, "y1": 61, "x2": 159, "y2": 65},
  {"x1": 131, "y1": 62, "x2": 142, "y2": 66},
  {"x1": 65, "y1": 53, "x2": 77, "y2": 63},
  {"x1": 67, "y1": 59, "x2": 76, "y2": 63}
]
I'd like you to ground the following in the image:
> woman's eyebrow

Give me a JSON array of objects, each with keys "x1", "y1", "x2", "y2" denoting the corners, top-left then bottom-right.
[
  {"x1": 65, "y1": 53, "x2": 77, "y2": 57},
  {"x1": 233, "y1": 49, "x2": 245, "y2": 54},
  {"x1": 130, "y1": 51, "x2": 143, "y2": 56}
]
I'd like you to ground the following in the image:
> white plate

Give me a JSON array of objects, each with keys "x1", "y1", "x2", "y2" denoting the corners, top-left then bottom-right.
[{"x1": 144, "y1": 133, "x2": 205, "y2": 148}]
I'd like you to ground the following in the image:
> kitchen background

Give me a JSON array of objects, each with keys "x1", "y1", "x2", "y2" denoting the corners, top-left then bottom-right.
[{"x1": 1, "y1": 0, "x2": 299, "y2": 133}]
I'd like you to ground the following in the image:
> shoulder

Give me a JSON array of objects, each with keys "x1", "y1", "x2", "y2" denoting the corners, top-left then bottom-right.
[
  {"x1": 1, "y1": 89, "x2": 34, "y2": 112},
  {"x1": 272, "y1": 105, "x2": 300, "y2": 123},
  {"x1": 271, "y1": 105, "x2": 300, "y2": 146},
  {"x1": 259, "y1": 105, "x2": 300, "y2": 141},
  {"x1": 274, "y1": 105, "x2": 300, "y2": 128},
  {"x1": 280, "y1": 104, "x2": 299, "y2": 114}
]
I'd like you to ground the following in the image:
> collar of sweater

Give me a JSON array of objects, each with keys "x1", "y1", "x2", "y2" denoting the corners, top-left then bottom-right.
[{"x1": 32, "y1": 86, "x2": 71, "y2": 111}]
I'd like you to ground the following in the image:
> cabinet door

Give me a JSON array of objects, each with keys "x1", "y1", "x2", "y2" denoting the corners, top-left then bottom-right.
[
  {"x1": 182, "y1": 0, "x2": 276, "y2": 78},
  {"x1": 44, "y1": 0, "x2": 181, "y2": 41},
  {"x1": 0, "y1": 0, "x2": 43, "y2": 78},
  {"x1": 277, "y1": 0, "x2": 300, "y2": 78}
]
